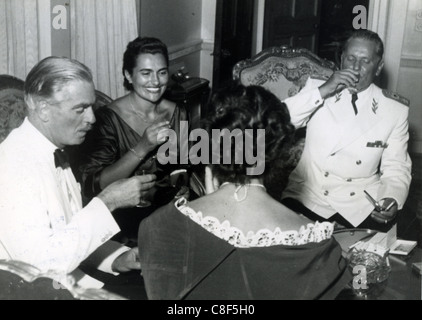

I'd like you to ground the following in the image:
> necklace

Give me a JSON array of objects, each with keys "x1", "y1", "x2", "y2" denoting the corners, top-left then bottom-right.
[
  {"x1": 220, "y1": 182, "x2": 266, "y2": 202},
  {"x1": 129, "y1": 95, "x2": 156, "y2": 124}
]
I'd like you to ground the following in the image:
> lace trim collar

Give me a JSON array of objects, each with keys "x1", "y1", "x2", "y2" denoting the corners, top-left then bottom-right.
[{"x1": 174, "y1": 198, "x2": 334, "y2": 248}]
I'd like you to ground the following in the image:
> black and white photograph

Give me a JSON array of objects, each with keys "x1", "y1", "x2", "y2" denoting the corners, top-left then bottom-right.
[{"x1": 0, "y1": 0, "x2": 421, "y2": 307}]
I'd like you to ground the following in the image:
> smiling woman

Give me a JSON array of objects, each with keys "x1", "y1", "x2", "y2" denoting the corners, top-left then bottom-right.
[{"x1": 79, "y1": 37, "x2": 191, "y2": 241}]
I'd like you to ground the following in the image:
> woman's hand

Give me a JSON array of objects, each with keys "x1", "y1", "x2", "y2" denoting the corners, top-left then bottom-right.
[
  {"x1": 137, "y1": 121, "x2": 171, "y2": 153},
  {"x1": 205, "y1": 166, "x2": 220, "y2": 195}
]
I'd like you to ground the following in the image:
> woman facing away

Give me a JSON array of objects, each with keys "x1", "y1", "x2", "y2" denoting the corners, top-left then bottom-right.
[
  {"x1": 138, "y1": 83, "x2": 352, "y2": 300},
  {"x1": 79, "y1": 37, "x2": 190, "y2": 240}
]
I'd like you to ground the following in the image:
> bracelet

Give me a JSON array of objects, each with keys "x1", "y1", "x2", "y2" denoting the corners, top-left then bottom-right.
[{"x1": 129, "y1": 148, "x2": 143, "y2": 162}]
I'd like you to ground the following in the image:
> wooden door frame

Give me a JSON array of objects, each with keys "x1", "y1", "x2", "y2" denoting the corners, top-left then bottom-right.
[
  {"x1": 368, "y1": 0, "x2": 409, "y2": 92},
  {"x1": 212, "y1": 0, "x2": 255, "y2": 89},
  {"x1": 212, "y1": 0, "x2": 225, "y2": 87}
]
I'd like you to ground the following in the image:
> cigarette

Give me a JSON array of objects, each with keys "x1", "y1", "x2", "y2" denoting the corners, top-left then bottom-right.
[
  {"x1": 384, "y1": 201, "x2": 395, "y2": 211},
  {"x1": 364, "y1": 190, "x2": 382, "y2": 211}
]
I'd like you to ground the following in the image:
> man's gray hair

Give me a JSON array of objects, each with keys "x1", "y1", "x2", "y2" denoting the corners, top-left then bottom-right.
[
  {"x1": 24, "y1": 56, "x2": 93, "y2": 107},
  {"x1": 343, "y1": 29, "x2": 384, "y2": 59}
]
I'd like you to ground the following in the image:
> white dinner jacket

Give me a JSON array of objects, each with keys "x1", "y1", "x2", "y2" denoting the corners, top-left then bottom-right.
[{"x1": 0, "y1": 118, "x2": 127, "y2": 279}]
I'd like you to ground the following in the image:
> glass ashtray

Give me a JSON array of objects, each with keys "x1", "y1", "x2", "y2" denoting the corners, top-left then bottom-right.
[{"x1": 346, "y1": 249, "x2": 391, "y2": 298}]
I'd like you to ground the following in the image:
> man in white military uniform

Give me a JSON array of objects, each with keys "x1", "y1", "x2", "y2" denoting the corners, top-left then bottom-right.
[{"x1": 282, "y1": 30, "x2": 412, "y2": 231}]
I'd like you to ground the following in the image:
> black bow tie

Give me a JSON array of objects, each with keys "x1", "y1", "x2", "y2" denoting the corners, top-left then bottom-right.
[
  {"x1": 54, "y1": 149, "x2": 70, "y2": 169},
  {"x1": 351, "y1": 93, "x2": 359, "y2": 115}
]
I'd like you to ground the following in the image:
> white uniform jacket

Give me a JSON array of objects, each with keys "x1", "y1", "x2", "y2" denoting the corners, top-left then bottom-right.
[{"x1": 282, "y1": 78, "x2": 412, "y2": 226}]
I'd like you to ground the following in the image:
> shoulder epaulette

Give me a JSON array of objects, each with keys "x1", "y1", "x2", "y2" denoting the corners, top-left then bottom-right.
[{"x1": 382, "y1": 89, "x2": 410, "y2": 107}]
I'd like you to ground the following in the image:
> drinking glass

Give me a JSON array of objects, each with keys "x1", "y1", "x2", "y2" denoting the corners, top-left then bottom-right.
[{"x1": 135, "y1": 170, "x2": 151, "y2": 208}]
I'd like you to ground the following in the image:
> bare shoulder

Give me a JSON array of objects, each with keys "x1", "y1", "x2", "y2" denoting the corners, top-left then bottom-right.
[
  {"x1": 185, "y1": 193, "x2": 220, "y2": 214},
  {"x1": 159, "y1": 99, "x2": 177, "y2": 113},
  {"x1": 106, "y1": 95, "x2": 133, "y2": 120},
  {"x1": 108, "y1": 95, "x2": 129, "y2": 112},
  {"x1": 268, "y1": 198, "x2": 313, "y2": 230},
  {"x1": 186, "y1": 193, "x2": 313, "y2": 232}
]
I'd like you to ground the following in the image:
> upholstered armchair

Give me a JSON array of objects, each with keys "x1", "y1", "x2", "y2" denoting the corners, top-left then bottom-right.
[
  {"x1": 233, "y1": 46, "x2": 336, "y2": 101},
  {"x1": 93, "y1": 90, "x2": 113, "y2": 111},
  {"x1": 232, "y1": 47, "x2": 337, "y2": 197},
  {"x1": 0, "y1": 75, "x2": 26, "y2": 144}
]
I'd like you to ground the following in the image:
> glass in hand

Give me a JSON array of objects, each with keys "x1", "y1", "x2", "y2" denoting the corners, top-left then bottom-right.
[{"x1": 136, "y1": 170, "x2": 151, "y2": 208}]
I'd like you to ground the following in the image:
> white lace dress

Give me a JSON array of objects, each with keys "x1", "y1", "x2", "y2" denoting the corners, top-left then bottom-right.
[{"x1": 175, "y1": 198, "x2": 334, "y2": 248}]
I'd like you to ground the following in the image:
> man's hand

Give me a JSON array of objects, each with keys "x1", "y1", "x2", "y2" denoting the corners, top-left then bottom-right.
[
  {"x1": 204, "y1": 166, "x2": 220, "y2": 195},
  {"x1": 370, "y1": 198, "x2": 398, "y2": 224},
  {"x1": 175, "y1": 186, "x2": 190, "y2": 200},
  {"x1": 111, "y1": 247, "x2": 141, "y2": 273},
  {"x1": 98, "y1": 174, "x2": 156, "y2": 212},
  {"x1": 319, "y1": 69, "x2": 360, "y2": 99}
]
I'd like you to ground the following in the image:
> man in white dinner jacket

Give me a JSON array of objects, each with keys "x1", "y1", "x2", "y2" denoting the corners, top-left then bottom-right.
[
  {"x1": 0, "y1": 57, "x2": 156, "y2": 289},
  {"x1": 282, "y1": 29, "x2": 412, "y2": 231}
]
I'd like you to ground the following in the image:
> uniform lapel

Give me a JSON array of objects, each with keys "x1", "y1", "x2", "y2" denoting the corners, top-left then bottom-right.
[{"x1": 329, "y1": 85, "x2": 384, "y2": 154}]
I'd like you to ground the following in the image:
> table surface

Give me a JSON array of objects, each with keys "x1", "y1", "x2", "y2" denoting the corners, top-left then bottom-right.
[{"x1": 333, "y1": 229, "x2": 421, "y2": 300}]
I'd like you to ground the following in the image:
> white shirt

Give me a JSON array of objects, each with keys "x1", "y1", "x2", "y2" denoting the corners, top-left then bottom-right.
[{"x1": 0, "y1": 118, "x2": 128, "y2": 279}]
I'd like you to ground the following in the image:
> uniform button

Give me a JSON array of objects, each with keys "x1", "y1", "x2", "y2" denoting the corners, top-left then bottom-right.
[
  {"x1": 356, "y1": 160, "x2": 362, "y2": 165},
  {"x1": 324, "y1": 191, "x2": 329, "y2": 196},
  {"x1": 315, "y1": 100, "x2": 320, "y2": 104},
  {"x1": 347, "y1": 178, "x2": 352, "y2": 182},
  {"x1": 350, "y1": 192, "x2": 356, "y2": 196},
  {"x1": 324, "y1": 172, "x2": 329, "y2": 177}
]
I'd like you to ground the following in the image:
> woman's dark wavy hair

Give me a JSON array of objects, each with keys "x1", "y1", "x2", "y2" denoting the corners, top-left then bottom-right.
[
  {"x1": 122, "y1": 37, "x2": 169, "y2": 91},
  {"x1": 202, "y1": 82, "x2": 296, "y2": 186}
]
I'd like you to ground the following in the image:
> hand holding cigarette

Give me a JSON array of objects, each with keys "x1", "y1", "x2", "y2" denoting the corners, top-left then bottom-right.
[{"x1": 365, "y1": 191, "x2": 398, "y2": 224}]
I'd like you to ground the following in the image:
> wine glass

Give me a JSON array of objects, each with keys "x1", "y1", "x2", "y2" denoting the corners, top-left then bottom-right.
[{"x1": 135, "y1": 170, "x2": 151, "y2": 208}]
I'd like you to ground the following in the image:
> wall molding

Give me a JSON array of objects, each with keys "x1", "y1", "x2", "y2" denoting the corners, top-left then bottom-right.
[
  {"x1": 368, "y1": 0, "x2": 390, "y2": 40},
  {"x1": 168, "y1": 39, "x2": 203, "y2": 61},
  {"x1": 401, "y1": 56, "x2": 422, "y2": 68},
  {"x1": 369, "y1": 0, "x2": 410, "y2": 92}
]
